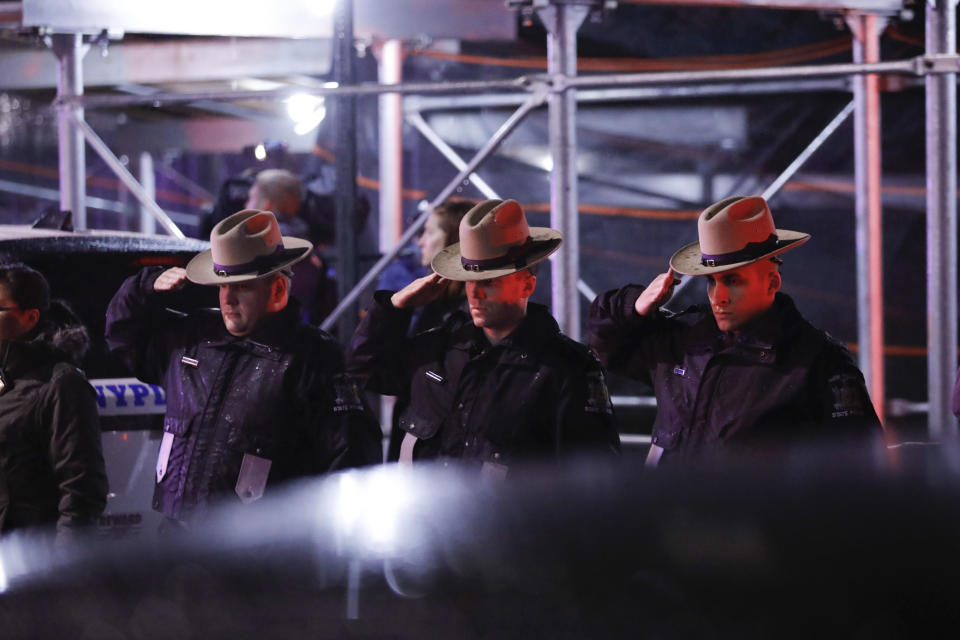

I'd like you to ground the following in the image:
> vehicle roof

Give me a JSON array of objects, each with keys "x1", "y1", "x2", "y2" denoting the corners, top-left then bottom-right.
[{"x1": 0, "y1": 225, "x2": 209, "y2": 255}]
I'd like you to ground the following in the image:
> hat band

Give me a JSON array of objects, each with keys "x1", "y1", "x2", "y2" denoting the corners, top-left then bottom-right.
[
  {"x1": 700, "y1": 234, "x2": 780, "y2": 268},
  {"x1": 212, "y1": 245, "x2": 288, "y2": 277},
  {"x1": 460, "y1": 236, "x2": 537, "y2": 273}
]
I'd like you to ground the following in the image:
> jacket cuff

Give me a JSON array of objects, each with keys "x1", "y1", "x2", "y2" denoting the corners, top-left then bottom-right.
[
  {"x1": 617, "y1": 285, "x2": 648, "y2": 324},
  {"x1": 370, "y1": 290, "x2": 413, "y2": 321}
]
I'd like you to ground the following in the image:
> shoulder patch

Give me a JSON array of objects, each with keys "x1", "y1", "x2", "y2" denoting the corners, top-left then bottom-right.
[
  {"x1": 332, "y1": 373, "x2": 365, "y2": 414},
  {"x1": 584, "y1": 369, "x2": 614, "y2": 415},
  {"x1": 829, "y1": 372, "x2": 868, "y2": 418}
]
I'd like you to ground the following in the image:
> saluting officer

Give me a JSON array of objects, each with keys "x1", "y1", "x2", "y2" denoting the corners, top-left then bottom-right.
[
  {"x1": 587, "y1": 196, "x2": 881, "y2": 467},
  {"x1": 107, "y1": 209, "x2": 381, "y2": 527},
  {"x1": 348, "y1": 199, "x2": 619, "y2": 473}
]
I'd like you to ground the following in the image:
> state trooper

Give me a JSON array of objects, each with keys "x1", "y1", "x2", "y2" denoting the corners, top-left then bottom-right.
[
  {"x1": 588, "y1": 195, "x2": 881, "y2": 467},
  {"x1": 106, "y1": 209, "x2": 381, "y2": 526},
  {"x1": 347, "y1": 199, "x2": 620, "y2": 473}
]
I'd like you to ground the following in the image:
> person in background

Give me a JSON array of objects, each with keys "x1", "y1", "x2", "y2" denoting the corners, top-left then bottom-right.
[
  {"x1": 380, "y1": 200, "x2": 475, "y2": 461},
  {"x1": 349, "y1": 199, "x2": 619, "y2": 472},
  {"x1": 245, "y1": 169, "x2": 310, "y2": 238},
  {"x1": 246, "y1": 169, "x2": 336, "y2": 323},
  {"x1": 587, "y1": 196, "x2": 881, "y2": 467},
  {"x1": 0, "y1": 263, "x2": 107, "y2": 542},
  {"x1": 106, "y1": 210, "x2": 381, "y2": 528}
]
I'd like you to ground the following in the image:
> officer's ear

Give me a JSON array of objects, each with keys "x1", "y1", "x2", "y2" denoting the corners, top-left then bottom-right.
[
  {"x1": 520, "y1": 270, "x2": 536, "y2": 298},
  {"x1": 21, "y1": 308, "x2": 40, "y2": 332},
  {"x1": 768, "y1": 269, "x2": 781, "y2": 296},
  {"x1": 266, "y1": 273, "x2": 289, "y2": 312}
]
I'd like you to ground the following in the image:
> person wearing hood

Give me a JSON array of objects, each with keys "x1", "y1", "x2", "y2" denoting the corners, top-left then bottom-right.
[
  {"x1": 0, "y1": 263, "x2": 107, "y2": 540},
  {"x1": 106, "y1": 210, "x2": 381, "y2": 528}
]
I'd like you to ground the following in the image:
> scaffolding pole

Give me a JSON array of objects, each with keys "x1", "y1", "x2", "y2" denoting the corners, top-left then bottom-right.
[
  {"x1": 378, "y1": 38, "x2": 404, "y2": 253},
  {"x1": 926, "y1": 0, "x2": 959, "y2": 440},
  {"x1": 849, "y1": 13, "x2": 887, "y2": 424},
  {"x1": 539, "y1": 1, "x2": 590, "y2": 340},
  {"x1": 51, "y1": 33, "x2": 87, "y2": 229},
  {"x1": 58, "y1": 57, "x2": 935, "y2": 111},
  {"x1": 333, "y1": 0, "x2": 360, "y2": 343}
]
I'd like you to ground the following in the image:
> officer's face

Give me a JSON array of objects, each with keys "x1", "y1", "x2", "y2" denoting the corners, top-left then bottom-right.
[
  {"x1": 0, "y1": 284, "x2": 38, "y2": 342},
  {"x1": 218, "y1": 276, "x2": 275, "y2": 336},
  {"x1": 465, "y1": 270, "x2": 535, "y2": 332},
  {"x1": 706, "y1": 261, "x2": 780, "y2": 332}
]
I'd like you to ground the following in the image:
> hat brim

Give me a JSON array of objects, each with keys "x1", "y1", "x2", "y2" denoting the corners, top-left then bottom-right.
[
  {"x1": 669, "y1": 229, "x2": 810, "y2": 276},
  {"x1": 431, "y1": 227, "x2": 563, "y2": 281},
  {"x1": 185, "y1": 237, "x2": 313, "y2": 285}
]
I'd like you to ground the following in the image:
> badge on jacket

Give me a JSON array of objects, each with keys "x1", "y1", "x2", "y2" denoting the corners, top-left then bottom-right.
[
  {"x1": 584, "y1": 371, "x2": 614, "y2": 415},
  {"x1": 332, "y1": 374, "x2": 365, "y2": 413}
]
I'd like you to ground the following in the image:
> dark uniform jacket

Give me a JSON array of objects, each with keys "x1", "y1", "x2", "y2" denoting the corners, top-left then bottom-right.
[
  {"x1": 587, "y1": 287, "x2": 880, "y2": 465},
  {"x1": 385, "y1": 292, "x2": 466, "y2": 462},
  {"x1": 0, "y1": 339, "x2": 107, "y2": 535},
  {"x1": 348, "y1": 292, "x2": 620, "y2": 468},
  {"x1": 106, "y1": 267, "x2": 381, "y2": 523}
]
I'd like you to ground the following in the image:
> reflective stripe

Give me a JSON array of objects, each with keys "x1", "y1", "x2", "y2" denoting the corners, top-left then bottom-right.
[
  {"x1": 156, "y1": 432, "x2": 174, "y2": 482},
  {"x1": 645, "y1": 444, "x2": 664, "y2": 468},
  {"x1": 398, "y1": 432, "x2": 418, "y2": 464}
]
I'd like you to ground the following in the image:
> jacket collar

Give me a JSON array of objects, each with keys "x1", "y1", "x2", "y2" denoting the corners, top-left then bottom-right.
[
  {"x1": 449, "y1": 302, "x2": 560, "y2": 358},
  {"x1": 689, "y1": 292, "x2": 803, "y2": 359},
  {"x1": 0, "y1": 339, "x2": 56, "y2": 379},
  {"x1": 204, "y1": 301, "x2": 302, "y2": 349}
]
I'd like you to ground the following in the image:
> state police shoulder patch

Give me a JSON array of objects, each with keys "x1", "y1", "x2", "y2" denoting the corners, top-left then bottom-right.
[
  {"x1": 829, "y1": 373, "x2": 867, "y2": 418},
  {"x1": 584, "y1": 370, "x2": 614, "y2": 415},
  {"x1": 332, "y1": 374, "x2": 365, "y2": 414}
]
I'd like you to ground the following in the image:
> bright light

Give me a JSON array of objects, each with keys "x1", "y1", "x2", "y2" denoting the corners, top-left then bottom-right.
[
  {"x1": 333, "y1": 467, "x2": 413, "y2": 555},
  {"x1": 305, "y1": 0, "x2": 337, "y2": 19},
  {"x1": 253, "y1": 143, "x2": 267, "y2": 161},
  {"x1": 285, "y1": 93, "x2": 326, "y2": 136}
]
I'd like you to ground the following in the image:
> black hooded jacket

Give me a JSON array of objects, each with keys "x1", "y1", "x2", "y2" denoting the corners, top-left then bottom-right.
[{"x1": 0, "y1": 317, "x2": 108, "y2": 536}]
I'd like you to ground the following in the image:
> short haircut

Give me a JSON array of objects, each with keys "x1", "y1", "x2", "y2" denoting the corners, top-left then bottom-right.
[
  {"x1": 0, "y1": 262, "x2": 50, "y2": 314},
  {"x1": 253, "y1": 169, "x2": 304, "y2": 216},
  {"x1": 432, "y1": 200, "x2": 476, "y2": 246}
]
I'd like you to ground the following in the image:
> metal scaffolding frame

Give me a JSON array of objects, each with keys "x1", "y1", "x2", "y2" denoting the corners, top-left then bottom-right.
[{"x1": 43, "y1": 0, "x2": 958, "y2": 435}]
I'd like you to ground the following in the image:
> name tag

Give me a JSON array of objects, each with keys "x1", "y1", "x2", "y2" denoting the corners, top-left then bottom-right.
[
  {"x1": 235, "y1": 453, "x2": 272, "y2": 504},
  {"x1": 672, "y1": 366, "x2": 686, "y2": 376},
  {"x1": 181, "y1": 356, "x2": 199, "y2": 367}
]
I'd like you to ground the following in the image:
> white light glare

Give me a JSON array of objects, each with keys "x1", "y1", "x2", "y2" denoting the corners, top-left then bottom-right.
[
  {"x1": 253, "y1": 143, "x2": 267, "y2": 161},
  {"x1": 306, "y1": 0, "x2": 337, "y2": 19},
  {"x1": 285, "y1": 93, "x2": 327, "y2": 136},
  {"x1": 334, "y1": 468, "x2": 412, "y2": 555}
]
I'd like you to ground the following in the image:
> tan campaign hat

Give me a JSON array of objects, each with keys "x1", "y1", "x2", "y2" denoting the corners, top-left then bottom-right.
[
  {"x1": 185, "y1": 209, "x2": 312, "y2": 285},
  {"x1": 431, "y1": 199, "x2": 562, "y2": 281},
  {"x1": 669, "y1": 196, "x2": 810, "y2": 276}
]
